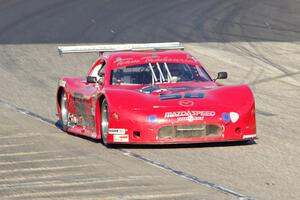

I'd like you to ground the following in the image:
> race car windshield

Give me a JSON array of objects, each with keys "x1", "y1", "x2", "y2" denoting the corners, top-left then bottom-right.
[{"x1": 111, "y1": 62, "x2": 211, "y2": 85}]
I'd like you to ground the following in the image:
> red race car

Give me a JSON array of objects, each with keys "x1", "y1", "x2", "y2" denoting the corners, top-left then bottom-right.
[{"x1": 56, "y1": 42, "x2": 256, "y2": 146}]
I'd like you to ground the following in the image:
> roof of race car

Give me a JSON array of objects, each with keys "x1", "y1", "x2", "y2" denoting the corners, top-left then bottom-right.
[{"x1": 102, "y1": 50, "x2": 202, "y2": 69}]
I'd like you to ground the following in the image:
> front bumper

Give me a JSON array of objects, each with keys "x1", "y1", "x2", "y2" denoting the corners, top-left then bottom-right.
[
  {"x1": 106, "y1": 106, "x2": 256, "y2": 144},
  {"x1": 106, "y1": 121, "x2": 256, "y2": 144}
]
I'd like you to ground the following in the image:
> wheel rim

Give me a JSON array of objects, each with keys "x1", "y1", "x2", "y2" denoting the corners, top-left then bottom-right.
[
  {"x1": 101, "y1": 100, "x2": 109, "y2": 144},
  {"x1": 61, "y1": 92, "x2": 68, "y2": 128}
]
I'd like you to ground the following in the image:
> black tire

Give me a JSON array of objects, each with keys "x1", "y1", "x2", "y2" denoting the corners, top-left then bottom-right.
[
  {"x1": 101, "y1": 99, "x2": 109, "y2": 146},
  {"x1": 60, "y1": 91, "x2": 69, "y2": 132}
]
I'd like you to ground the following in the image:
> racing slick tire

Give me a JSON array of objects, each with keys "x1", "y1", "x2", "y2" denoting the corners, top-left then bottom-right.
[
  {"x1": 60, "y1": 91, "x2": 69, "y2": 132},
  {"x1": 101, "y1": 99, "x2": 109, "y2": 146}
]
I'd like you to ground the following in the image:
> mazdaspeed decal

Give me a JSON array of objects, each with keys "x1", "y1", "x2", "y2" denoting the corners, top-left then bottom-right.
[
  {"x1": 164, "y1": 110, "x2": 215, "y2": 118},
  {"x1": 164, "y1": 110, "x2": 215, "y2": 122}
]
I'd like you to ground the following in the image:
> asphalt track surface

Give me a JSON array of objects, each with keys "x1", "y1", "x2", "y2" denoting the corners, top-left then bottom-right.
[{"x1": 0, "y1": 0, "x2": 300, "y2": 199}]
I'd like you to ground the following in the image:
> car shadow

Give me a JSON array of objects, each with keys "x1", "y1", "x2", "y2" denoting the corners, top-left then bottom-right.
[
  {"x1": 111, "y1": 140, "x2": 256, "y2": 149},
  {"x1": 55, "y1": 120, "x2": 101, "y2": 144}
]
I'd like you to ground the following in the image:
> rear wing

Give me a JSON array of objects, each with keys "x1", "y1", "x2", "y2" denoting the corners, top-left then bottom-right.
[{"x1": 58, "y1": 42, "x2": 184, "y2": 55}]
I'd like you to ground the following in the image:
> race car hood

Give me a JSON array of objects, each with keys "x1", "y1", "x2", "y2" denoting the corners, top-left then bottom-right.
[{"x1": 105, "y1": 82, "x2": 255, "y2": 113}]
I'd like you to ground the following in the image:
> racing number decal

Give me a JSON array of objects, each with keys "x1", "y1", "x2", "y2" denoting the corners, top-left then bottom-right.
[
  {"x1": 160, "y1": 92, "x2": 204, "y2": 101},
  {"x1": 160, "y1": 93, "x2": 182, "y2": 101},
  {"x1": 184, "y1": 92, "x2": 204, "y2": 98}
]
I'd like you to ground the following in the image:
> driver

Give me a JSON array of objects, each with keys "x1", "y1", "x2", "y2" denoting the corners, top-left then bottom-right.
[{"x1": 169, "y1": 65, "x2": 184, "y2": 82}]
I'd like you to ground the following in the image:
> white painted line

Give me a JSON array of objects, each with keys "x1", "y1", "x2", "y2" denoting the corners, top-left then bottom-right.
[
  {"x1": 0, "y1": 164, "x2": 106, "y2": 174},
  {"x1": 0, "y1": 177, "x2": 147, "y2": 189},
  {"x1": 0, "y1": 99, "x2": 56, "y2": 127},
  {"x1": 119, "y1": 149, "x2": 255, "y2": 200},
  {"x1": 0, "y1": 173, "x2": 85, "y2": 183},
  {"x1": 0, "y1": 132, "x2": 42, "y2": 139},
  {"x1": 3, "y1": 185, "x2": 150, "y2": 198},
  {"x1": 0, "y1": 156, "x2": 87, "y2": 165},
  {"x1": 0, "y1": 151, "x2": 58, "y2": 157},
  {"x1": 0, "y1": 143, "x2": 34, "y2": 148}
]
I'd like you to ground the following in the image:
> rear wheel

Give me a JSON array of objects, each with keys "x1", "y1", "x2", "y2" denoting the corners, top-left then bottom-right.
[
  {"x1": 101, "y1": 99, "x2": 109, "y2": 146},
  {"x1": 60, "y1": 91, "x2": 69, "y2": 132}
]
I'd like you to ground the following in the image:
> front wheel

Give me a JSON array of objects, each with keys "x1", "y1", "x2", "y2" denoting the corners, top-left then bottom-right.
[
  {"x1": 60, "y1": 91, "x2": 69, "y2": 132},
  {"x1": 101, "y1": 99, "x2": 109, "y2": 146}
]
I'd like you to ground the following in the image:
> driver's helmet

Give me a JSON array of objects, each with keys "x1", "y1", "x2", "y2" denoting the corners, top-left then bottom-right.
[{"x1": 169, "y1": 65, "x2": 182, "y2": 76}]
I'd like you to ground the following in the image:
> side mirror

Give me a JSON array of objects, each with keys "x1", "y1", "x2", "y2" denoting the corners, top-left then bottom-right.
[
  {"x1": 214, "y1": 72, "x2": 227, "y2": 81},
  {"x1": 86, "y1": 76, "x2": 97, "y2": 83}
]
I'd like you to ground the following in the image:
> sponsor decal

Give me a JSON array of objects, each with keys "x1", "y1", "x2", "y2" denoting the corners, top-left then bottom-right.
[
  {"x1": 229, "y1": 112, "x2": 239, "y2": 123},
  {"x1": 148, "y1": 115, "x2": 158, "y2": 125},
  {"x1": 222, "y1": 112, "x2": 231, "y2": 124},
  {"x1": 113, "y1": 113, "x2": 119, "y2": 120},
  {"x1": 108, "y1": 128, "x2": 127, "y2": 134},
  {"x1": 164, "y1": 110, "x2": 215, "y2": 122},
  {"x1": 91, "y1": 132, "x2": 97, "y2": 139},
  {"x1": 243, "y1": 134, "x2": 256, "y2": 139},
  {"x1": 178, "y1": 116, "x2": 203, "y2": 122},
  {"x1": 113, "y1": 134, "x2": 129, "y2": 142},
  {"x1": 222, "y1": 112, "x2": 239, "y2": 124},
  {"x1": 114, "y1": 58, "x2": 140, "y2": 66}
]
